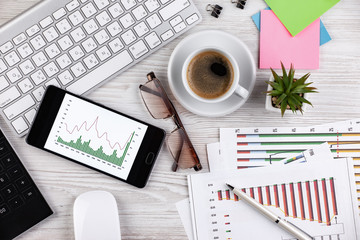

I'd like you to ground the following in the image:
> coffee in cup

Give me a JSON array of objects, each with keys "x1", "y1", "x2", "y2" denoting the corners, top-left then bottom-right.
[
  {"x1": 186, "y1": 50, "x2": 234, "y2": 99},
  {"x1": 182, "y1": 47, "x2": 249, "y2": 103}
]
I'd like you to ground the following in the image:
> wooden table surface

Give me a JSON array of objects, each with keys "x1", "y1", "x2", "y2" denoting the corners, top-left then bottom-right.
[{"x1": 0, "y1": 0, "x2": 359, "y2": 239}]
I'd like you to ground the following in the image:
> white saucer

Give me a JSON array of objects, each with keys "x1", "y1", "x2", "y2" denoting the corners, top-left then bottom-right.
[{"x1": 168, "y1": 30, "x2": 256, "y2": 117}]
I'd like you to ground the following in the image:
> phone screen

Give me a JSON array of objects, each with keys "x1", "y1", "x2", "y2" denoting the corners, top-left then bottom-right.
[{"x1": 44, "y1": 93, "x2": 148, "y2": 180}]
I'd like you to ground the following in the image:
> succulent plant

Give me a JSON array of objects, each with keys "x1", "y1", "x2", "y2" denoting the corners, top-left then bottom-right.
[{"x1": 266, "y1": 62, "x2": 317, "y2": 116}]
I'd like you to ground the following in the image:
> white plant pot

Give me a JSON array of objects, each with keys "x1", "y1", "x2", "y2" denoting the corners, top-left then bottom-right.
[{"x1": 265, "y1": 74, "x2": 308, "y2": 115}]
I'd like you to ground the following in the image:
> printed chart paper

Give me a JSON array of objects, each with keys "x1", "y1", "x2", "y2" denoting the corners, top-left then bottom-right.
[
  {"x1": 188, "y1": 159, "x2": 360, "y2": 240},
  {"x1": 264, "y1": 0, "x2": 340, "y2": 36},
  {"x1": 259, "y1": 10, "x2": 320, "y2": 69}
]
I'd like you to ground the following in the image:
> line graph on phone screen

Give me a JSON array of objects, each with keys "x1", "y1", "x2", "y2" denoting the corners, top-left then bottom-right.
[{"x1": 44, "y1": 94, "x2": 148, "y2": 179}]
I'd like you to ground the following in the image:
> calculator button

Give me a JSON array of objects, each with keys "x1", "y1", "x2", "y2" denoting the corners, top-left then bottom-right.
[
  {"x1": 0, "y1": 204, "x2": 10, "y2": 218},
  {"x1": 1, "y1": 154, "x2": 17, "y2": 168},
  {"x1": 8, "y1": 196, "x2": 24, "y2": 209},
  {"x1": 8, "y1": 166, "x2": 22, "y2": 179},
  {"x1": 16, "y1": 176, "x2": 31, "y2": 190},
  {"x1": 0, "y1": 174, "x2": 9, "y2": 187},
  {"x1": 2, "y1": 184, "x2": 17, "y2": 199},
  {"x1": 23, "y1": 187, "x2": 37, "y2": 200}
]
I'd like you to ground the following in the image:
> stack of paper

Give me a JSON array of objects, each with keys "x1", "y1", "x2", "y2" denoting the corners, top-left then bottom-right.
[
  {"x1": 253, "y1": 0, "x2": 340, "y2": 69},
  {"x1": 177, "y1": 119, "x2": 360, "y2": 240}
]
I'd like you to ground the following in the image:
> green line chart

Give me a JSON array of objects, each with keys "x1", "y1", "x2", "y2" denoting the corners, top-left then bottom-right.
[{"x1": 57, "y1": 132, "x2": 134, "y2": 167}]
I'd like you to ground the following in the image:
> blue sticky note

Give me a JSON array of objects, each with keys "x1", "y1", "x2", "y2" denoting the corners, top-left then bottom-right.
[{"x1": 251, "y1": 8, "x2": 331, "y2": 46}]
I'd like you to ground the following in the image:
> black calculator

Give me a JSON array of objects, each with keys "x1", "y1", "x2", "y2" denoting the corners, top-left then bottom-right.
[{"x1": 0, "y1": 129, "x2": 53, "y2": 240}]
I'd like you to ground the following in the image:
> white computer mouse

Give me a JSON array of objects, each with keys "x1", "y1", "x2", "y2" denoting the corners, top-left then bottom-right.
[{"x1": 73, "y1": 191, "x2": 121, "y2": 240}]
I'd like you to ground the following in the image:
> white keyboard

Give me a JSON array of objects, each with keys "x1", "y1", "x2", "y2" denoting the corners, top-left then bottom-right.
[{"x1": 0, "y1": 0, "x2": 201, "y2": 137}]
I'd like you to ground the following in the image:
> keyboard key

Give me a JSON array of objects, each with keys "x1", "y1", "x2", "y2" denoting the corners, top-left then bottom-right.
[
  {"x1": 145, "y1": 32, "x2": 161, "y2": 49},
  {"x1": 94, "y1": 29, "x2": 110, "y2": 45},
  {"x1": 121, "y1": 0, "x2": 136, "y2": 10},
  {"x1": 83, "y1": 19, "x2": 99, "y2": 35},
  {"x1": 53, "y1": 8, "x2": 67, "y2": 20},
  {"x1": 45, "y1": 43, "x2": 61, "y2": 59},
  {"x1": 96, "y1": 11, "x2": 111, "y2": 27},
  {"x1": 173, "y1": 22, "x2": 186, "y2": 33},
  {"x1": 96, "y1": 46, "x2": 111, "y2": 61},
  {"x1": 146, "y1": 14, "x2": 161, "y2": 29},
  {"x1": 0, "y1": 86, "x2": 21, "y2": 108},
  {"x1": 94, "y1": 0, "x2": 110, "y2": 10},
  {"x1": 40, "y1": 16, "x2": 53, "y2": 28},
  {"x1": 32, "y1": 86, "x2": 46, "y2": 102},
  {"x1": 160, "y1": 29, "x2": 174, "y2": 41},
  {"x1": 6, "y1": 68, "x2": 22, "y2": 83},
  {"x1": 159, "y1": 0, "x2": 190, "y2": 21},
  {"x1": 84, "y1": 54, "x2": 99, "y2": 69},
  {"x1": 132, "y1": 5, "x2": 147, "y2": 20},
  {"x1": 129, "y1": 40, "x2": 148, "y2": 59},
  {"x1": 43, "y1": 62, "x2": 60, "y2": 77},
  {"x1": 32, "y1": 52, "x2": 48, "y2": 67},
  {"x1": 144, "y1": 0, "x2": 160, "y2": 13},
  {"x1": 69, "y1": 11, "x2": 85, "y2": 26},
  {"x1": 12, "y1": 117, "x2": 29, "y2": 135},
  {"x1": 108, "y1": 3, "x2": 123, "y2": 18},
  {"x1": 170, "y1": 16, "x2": 182, "y2": 27},
  {"x1": 121, "y1": 29, "x2": 136, "y2": 45},
  {"x1": 17, "y1": 43, "x2": 34, "y2": 59},
  {"x1": 0, "y1": 41, "x2": 13, "y2": 54},
  {"x1": 109, "y1": 38, "x2": 124, "y2": 53},
  {"x1": 24, "y1": 109, "x2": 37, "y2": 124},
  {"x1": 0, "y1": 76, "x2": 9, "y2": 91},
  {"x1": 45, "y1": 79, "x2": 61, "y2": 88},
  {"x1": 0, "y1": 204, "x2": 10, "y2": 218},
  {"x1": 30, "y1": 35, "x2": 46, "y2": 50},
  {"x1": 67, "y1": 50, "x2": 133, "y2": 94},
  {"x1": 0, "y1": 59, "x2": 8, "y2": 73},
  {"x1": 186, "y1": 13, "x2": 199, "y2": 25},
  {"x1": 8, "y1": 166, "x2": 22, "y2": 179},
  {"x1": 0, "y1": 174, "x2": 9, "y2": 187},
  {"x1": 120, "y1": 13, "x2": 135, "y2": 29},
  {"x1": 70, "y1": 27, "x2": 86, "y2": 43},
  {"x1": 58, "y1": 70, "x2": 74, "y2": 85},
  {"x1": 66, "y1": 0, "x2": 80, "y2": 11},
  {"x1": 81, "y1": 2, "x2": 98, "y2": 18},
  {"x1": 16, "y1": 176, "x2": 31, "y2": 190},
  {"x1": 56, "y1": 54, "x2": 72, "y2": 69},
  {"x1": 26, "y1": 25, "x2": 40, "y2": 37},
  {"x1": 23, "y1": 187, "x2": 37, "y2": 200},
  {"x1": 0, "y1": 143, "x2": 8, "y2": 156},
  {"x1": 1, "y1": 155, "x2": 16, "y2": 169},
  {"x1": 58, "y1": 36, "x2": 74, "y2": 51},
  {"x1": 134, "y1": 22, "x2": 149, "y2": 37},
  {"x1": 56, "y1": 19, "x2": 72, "y2": 34},
  {"x1": 18, "y1": 78, "x2": 34, "y2": 93},
  {"x1": 4, "y1": 51, "x2": 21, "y2": 67},
  {"x1": 19, "y1": 60, "x2": 35, "y2": 75},
  {"x1": 69, "y1": 46, "x2": 85, "y2": 61},
  {"x1": 82, "y1": 38, "x2": 97, "y2": 53},
  {"x1": 13, "y1": 33, "x2": 27, "y2": 46},
  {"x1": 2, "y1": 185, "x2": 17, "y2": 199},
  {"x1": 3, "y1": 95, "x2": 35, "y2": 120},
  {"x1": 8, "y1": 196, "x2": 24, "y2": 209},
  {"x1": 107, "y1": 21, "x2": 122, "y2": 37},
  {"x1": 43, "y1": 27, "x2": 59, "y2": 42},
  {"x1": 71, "y1": 62, "x2": 86, "y2": 77},
  {"x1": 31, "y1": 70, "x2": 47, "y2": 85}
]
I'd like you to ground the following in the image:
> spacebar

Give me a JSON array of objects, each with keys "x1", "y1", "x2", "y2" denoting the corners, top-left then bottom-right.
[{"x1": 66, "y1": 50, "x2": 133, "y2": 95}]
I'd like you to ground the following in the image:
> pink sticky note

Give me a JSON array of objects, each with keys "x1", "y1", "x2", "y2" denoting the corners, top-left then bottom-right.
[{"x1": 259, "y1": 10, "x2": 320, "y2": 69}]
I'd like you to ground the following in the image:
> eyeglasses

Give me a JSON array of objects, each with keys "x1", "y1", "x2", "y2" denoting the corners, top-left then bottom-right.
[{"x1": 139, "y1": 72, "x2": 202, "y2": 172}]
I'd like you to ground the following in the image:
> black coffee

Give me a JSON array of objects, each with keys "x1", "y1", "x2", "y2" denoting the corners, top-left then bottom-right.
[{"x1": 186, "y1": 51, "x2": 234, "y2": 99}]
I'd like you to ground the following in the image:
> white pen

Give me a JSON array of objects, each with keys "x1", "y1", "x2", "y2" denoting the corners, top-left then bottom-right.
[{"x1": 226, "y1": 183, "x2": 314, "y2": 240}]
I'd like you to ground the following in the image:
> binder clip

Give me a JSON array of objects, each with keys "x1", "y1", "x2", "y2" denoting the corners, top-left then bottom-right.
[
  {"x1": 206, "y1": 4, "x2": 223, "y2": 18},
  {"x1": 231, "y1": 0, "x2": 247, "y2": 9}
]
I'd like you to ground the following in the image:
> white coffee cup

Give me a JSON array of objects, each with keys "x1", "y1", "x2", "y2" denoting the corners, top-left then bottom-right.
[{"x1": 182, "y1": 47, "x2": 249, "y2": 103}]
